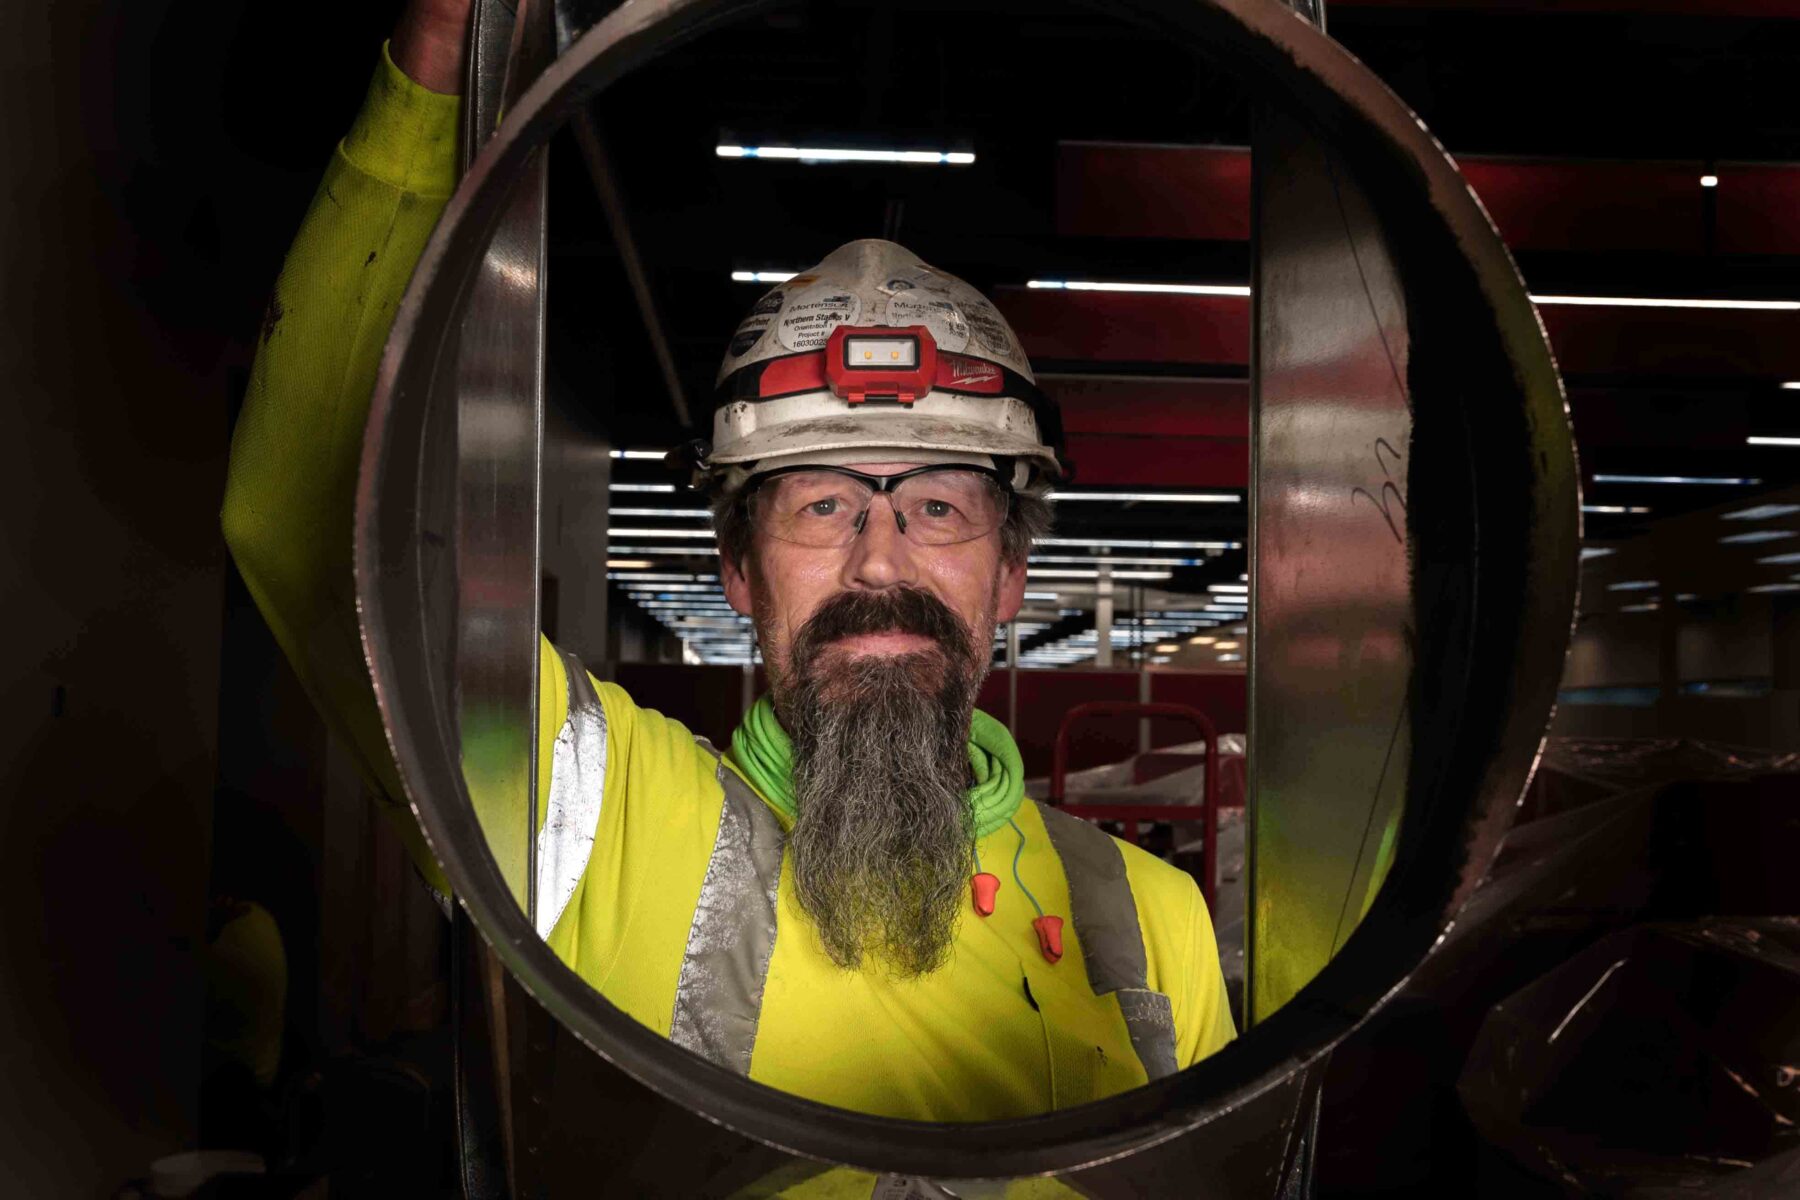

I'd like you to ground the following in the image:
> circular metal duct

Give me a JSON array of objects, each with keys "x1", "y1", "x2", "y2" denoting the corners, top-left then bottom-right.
[{"x1": 356, "y1": 0, "x2": 1578, "y2": 1186}]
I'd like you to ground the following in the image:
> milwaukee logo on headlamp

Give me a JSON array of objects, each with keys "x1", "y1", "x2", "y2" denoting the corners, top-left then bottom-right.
[{"x1": 825, "y1": 324, "x2": 938, "y2": 404}]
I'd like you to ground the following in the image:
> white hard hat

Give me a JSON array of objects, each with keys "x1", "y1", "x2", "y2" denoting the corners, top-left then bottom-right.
[{"x1": 683, "y1": 239, "x2": 1069, "y2": 493}]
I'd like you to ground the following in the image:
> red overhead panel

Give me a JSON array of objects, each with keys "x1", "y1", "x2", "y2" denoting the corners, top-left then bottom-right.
[
  {"x1": 994, "y1": 287, "x2": 1249, "y2": 365},
  {"x1": 1056, "y1": 143, "x2": 1252, "y2": 244},
  {"x1": 1064, "y1": 433, "x2": 1248, "y2": 488},
  {"x1": 1000, "y1": 286, "x2": 1800, "y2": 380},
  {"x1": 1045, "y1": 376, "x2": 1249, "y2": 439},
  {"x1": 1057, "y1": 144, "x2": 1800, "y2": 257},
  {"x1": 1332, "y1": 0, "x2": 1800, "y2": 15}
]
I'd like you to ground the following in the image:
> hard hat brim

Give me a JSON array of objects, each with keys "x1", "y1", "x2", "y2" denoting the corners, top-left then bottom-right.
[{"x1": 705, "y1": 410, "x2": 1063, "y2": 476}]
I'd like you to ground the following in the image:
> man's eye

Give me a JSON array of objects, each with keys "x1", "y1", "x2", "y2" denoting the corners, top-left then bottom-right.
[
  {"x1": 804, "y1": 498, "x2": 841, "y2": 517},
  {"x1": 920, "y1": 499, "x2": 955, "y2": 519}
]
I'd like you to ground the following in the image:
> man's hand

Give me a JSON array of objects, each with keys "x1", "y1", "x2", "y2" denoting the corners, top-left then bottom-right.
[{"x1": 390, "y1": 0, "x2": 475, "y2": 94}]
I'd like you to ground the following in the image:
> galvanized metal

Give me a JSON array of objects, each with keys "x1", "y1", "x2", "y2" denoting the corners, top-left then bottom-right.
[
  {"x1": 452, "y1": 0, "x2": 555, "y2": 921},
  {"x1": 355, "y1": 0, "x2": 1577, "y2": 1187},
  {"x1": 1246, "y1": 106, "x2": 1415, "y2": 1025}
]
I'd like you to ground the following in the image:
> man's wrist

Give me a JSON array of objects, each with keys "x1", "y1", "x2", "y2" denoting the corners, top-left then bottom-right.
[{"x1": 390, "y1": 1, "x2": 469, "y2": 94}]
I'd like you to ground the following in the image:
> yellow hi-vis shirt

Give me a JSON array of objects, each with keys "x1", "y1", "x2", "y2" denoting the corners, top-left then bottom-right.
[
  {"x1": 222, "y1": 44, "x2": 1235, "y2": 1130},
  {"x1": 533, "y1": 646, "x2": 1235, "y2": 1121}
]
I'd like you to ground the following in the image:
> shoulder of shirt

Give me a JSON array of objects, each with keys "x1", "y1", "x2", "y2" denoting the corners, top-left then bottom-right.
[{"x1": 588, "y1": 678, "x2": 726, "y2": 763}]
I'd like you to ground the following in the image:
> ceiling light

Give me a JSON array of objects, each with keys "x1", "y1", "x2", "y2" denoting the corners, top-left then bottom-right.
[
  {"x1": 1700, "y1": 174, "x2": 1719, "y2": 188},
  {"x1": 1028, "y1": 280, "x2": 1251, "y2": 297},
  {"x1": 1038, "y1": 537, "x2": 1241, "y2": 550},
  {"x1": 1217, "y1": 653, "x2": 1243, "y2": 663},
  {"x1": 1748, "y1": 435, "x2": 1800, "y2": 447},
  {"x1": 1023, "y1": 591, "x2": 1059, "y2": 601},
  {"x1": 1607, "y1": 580, "x2": 1659, "y2": 591},
  {"x1": 607, "y1": 528, "x2": 716, "y2": 539},
  {"x1": 606, "y1": 559, "x2": 655, "y2": 569},
  {"x1": 609, "y1": 449, "x2": 669, "y2": 460},
  {"x1": 1618, "y1": 603, "x2": 1659, "y2": 613},
  {"x1": 1532, "y1": 295, "x2": 1800, "y2": 311},
  {"x1": 1028, "y1": 569, "x2": 1173, "y2": 581},
  {"x1": 1749, "y1": 583, "x2": 1800, "y2": 593},
  {"x1": 1189, "y1": 635, "x2": 1216, "y2": 645},
  {"x1": 608, "y1": 572, "x2": 718, "y2": 581},
  {"x1": 610, "y1": 483, "x2": 676, "y2": 493},
  {"x1": 1719, "y1": 530, "x2": 1795, "y2": 544},
  {"x1": 1592, "y1": 474, "x2": 1760, "y2": 486},
  {"x1": 610, "y1": 508, "x2": 711, "y2": 520},
  {"x1": 716, "y1": 144, "x2": 974, "y2": 165},
  {"x1": 1582, "y1": 505, "x2": 1650, "y2": 515},
  {"x1": 1758, "y1": 552, "x2": 1800, "y2": 564},
  {"x1": 1030, "y1": 555, "x2": 1207, "y2": 567},
  {"x1": 1724, "y1": 504, "x2": 1800, "y2": 521},
  {"x1": 1782, "y1": 383, "x2": 1800, "y2": 391},
  {"x1": 1155, "y1": 643, "x2": 1180, "y2": 653},
  {"x1": 1048, "y1": 490, "x2": 1240, "y2": 503},
  {"x1": 608, "y1": 545, "x2": 719, "y2": 556},
  {"x1": 1208, "y1": 583, "x2": 1249, "y2": 593},
  {"x1": 1582, "y1": 548, "x2": 1616, "y2": 560},
  {"x1": 731, "y1": 270, "x2": 798, "y2": 284},
  {"x1": 1213, "y1": 641, "x2": 1241, "y2": 650}
]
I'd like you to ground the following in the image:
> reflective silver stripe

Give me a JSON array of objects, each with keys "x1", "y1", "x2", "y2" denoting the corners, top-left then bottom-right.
[
  {"x1": 1038, "y1": 805, "x2": 1180, "y2": 1080},
  {"x1": 534, "y1": 651, "x2": 608, "y2": 939},
  {"x1": 669, "y1": 758, "x2": 785, "y2": 1074}
]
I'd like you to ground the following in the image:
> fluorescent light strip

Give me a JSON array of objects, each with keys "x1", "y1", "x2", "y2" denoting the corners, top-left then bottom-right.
[
  {"x1": 609, "y1": 546, "x2": 719, "y2": 556},
  {"x1": 1025, "y1": 279, "x2": 1800, "y2": 310},
  {"x1": 1606, "y1": 580, "x2": 1659, "y2": 592},
  {"x1": 1783, "y1": 383, "x2": 1800, "y2": 391},
  {"x1": 1208, "y1": 583, "x2": 1249, "y2": 593},
  {"x1": 609, "y1": 449, "x2": 668, "y2": 460},
  {"x1": 1750, "y1": 583, "x2": 1800, "y2": 593},
  {"x1": 1029, "y1": 569, "x2": 1173, "y2": 581},
  {"x1": 716, "y1": 145, "x2": 974, "y2": 166},
  {"x1": 607, "y1": 572, "x2": 719, "y2": 582},
  {"x1": 1582, "y1": 548, "x2": 1616, "y2": 560},
  {"x1": 1757, "y1": 552, "x2": 1800, "y2": 564},
  {"x1": 731, "y1": 271, "x2": 797, "y2": 284},
  {"x1": 610, "y1": 483, "x2": 676, "y2": 493},
  {"x1": 1029, "y1": 555, "x2": 1207, "y2": 567},
  {"x1": 1022, "y1": 591, "x2": 1060, "y2": 601},
  {"x1": 1039, "y1": 537, "x2": 1240, "y2": 550},
  {"x1": 1618, "y1": 603, "x2": 1660, "y2": 613},
  {"x1": 1724, "y1": 504, "x2": 1800, "y2": 521},
  {"x1": 1592, "y1": 474, "x2": 1760, "y2": 486},
  {"x1": 607, "y1": 528, "x2": 716, "y2": 539},
  {"x1": 1048, "y1": 490, "x2": 1240, "y2": 503},
  {"x1": 1532, "y1": 294, "x2": 1800, "y2": 311},
  {"x1": 1748, "y1": 435, "x2": 1800, "y2": 447},
  {"x1": 1583, "y1": 505, "x2": 1651, "y2": 515},
  {"x1": 1718, "y1": 530, "x2": 1794, "y2": 545},
  {"x1": 1028, "y1": 280, "x2": 1250, "y2": 297},
  {"x1": 610, "y1": 508, "x2": 712, "y2": 519}
]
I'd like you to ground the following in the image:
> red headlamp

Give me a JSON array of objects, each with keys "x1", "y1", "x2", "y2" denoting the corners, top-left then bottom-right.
[
  {"x1": 742, "y1": 324, "x2": 1011, "y2": 406},
  {"x1": 824, "y1": 324, "x2": 937, "y2": 404}
]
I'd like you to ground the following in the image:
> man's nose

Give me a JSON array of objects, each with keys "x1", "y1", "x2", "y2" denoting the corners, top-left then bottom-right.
[{"x1": 843, "y1": 494, "x2": 917, "y2": 590}]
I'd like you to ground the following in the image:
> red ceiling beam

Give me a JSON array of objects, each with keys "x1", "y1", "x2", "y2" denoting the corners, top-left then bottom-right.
[
  {"x1": 995, "y1": 285, "x2": 1800, "y2": 379},
  {"x1": 1331, "y1": 0, "x2": 1800, "y2": 16},
  {"x1": 1056, "y1": 143, "x2": 1800, "y2": 256}
]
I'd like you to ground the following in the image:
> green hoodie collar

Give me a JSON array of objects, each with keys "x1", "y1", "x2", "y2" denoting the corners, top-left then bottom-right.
[{"x1": 726, "y1": 695, "x2": 1026, "y2": 839}]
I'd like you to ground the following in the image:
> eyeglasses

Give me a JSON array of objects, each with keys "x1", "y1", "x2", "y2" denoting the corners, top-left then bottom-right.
[{"x1": 746, "y1": 464, "x2": 1011, "y2": 549}]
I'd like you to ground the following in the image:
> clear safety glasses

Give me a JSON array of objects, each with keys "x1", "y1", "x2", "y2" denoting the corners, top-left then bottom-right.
[{"x1": 746, "y1": 464, "x2": 1012, "y2": 549}]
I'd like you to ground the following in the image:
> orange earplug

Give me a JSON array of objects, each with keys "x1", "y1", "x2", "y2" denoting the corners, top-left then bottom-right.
[
  {"x1": 971, "y1": 873, "x2": 1000, "y2": 917},
  {"x1": 1033, "y1": 915, "x2": 1064, "y2": 964}
]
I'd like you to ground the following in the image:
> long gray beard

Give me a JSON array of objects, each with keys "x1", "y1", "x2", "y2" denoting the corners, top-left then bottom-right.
[{"x1": 786, "y1": 651, "x2": 981, "y2": 978}]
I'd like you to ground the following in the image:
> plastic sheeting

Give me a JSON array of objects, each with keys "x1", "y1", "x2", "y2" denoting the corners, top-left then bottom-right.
[{"x1": 1459, "y1": 918, "x2": 1800, "y2": 1195}]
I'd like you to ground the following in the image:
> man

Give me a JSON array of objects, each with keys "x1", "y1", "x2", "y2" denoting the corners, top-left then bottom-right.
[{"x1": 222, "y1": 0, "x2": 1233, "y2": 1126}]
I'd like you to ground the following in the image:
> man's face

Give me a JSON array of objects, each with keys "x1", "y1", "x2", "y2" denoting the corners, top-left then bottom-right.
[
  {"x1": 718, "y1": 461, "x2": 1029, "y2": 976},
  {"x1": 720, "y1": 462, "x2": 1028, "y2": 700}
]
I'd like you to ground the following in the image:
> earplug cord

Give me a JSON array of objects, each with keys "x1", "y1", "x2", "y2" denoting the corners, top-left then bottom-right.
[{"x1": 1007, "y1": 817, "x2": 1045, "y2": 918}]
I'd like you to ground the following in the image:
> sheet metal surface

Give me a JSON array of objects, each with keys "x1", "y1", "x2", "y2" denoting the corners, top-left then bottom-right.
[{"x1": 1248, "y1": 106, "x2": 1413, "y2": 1026}]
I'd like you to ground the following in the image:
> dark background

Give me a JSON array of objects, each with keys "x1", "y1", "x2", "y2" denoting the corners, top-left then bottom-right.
[{"x1": 6, "y1": 1, "x2": 1800, "y2": 1193}]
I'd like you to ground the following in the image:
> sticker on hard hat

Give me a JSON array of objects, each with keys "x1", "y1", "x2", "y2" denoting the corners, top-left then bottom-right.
[
  {"x1": 777, "y1": 284, "x2": 863, "y2": 352},
  {"x1": 960, "y1": 296, "x2": 1020, "y2": 362},
  {"x1": 887, "y1": 294, "x2": 970, "y2": 353}
]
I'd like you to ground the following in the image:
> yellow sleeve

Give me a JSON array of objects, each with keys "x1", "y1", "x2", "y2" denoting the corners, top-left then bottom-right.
[
  {"x1": 1174, "y1": 878, "x2": 1238, "y2": 1068},
  {"x1": 220, "y1": 44, "x2": 459, "y2": 876}
]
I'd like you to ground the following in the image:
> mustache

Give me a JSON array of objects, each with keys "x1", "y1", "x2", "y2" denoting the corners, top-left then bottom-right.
[{"x1": 791, "y1": 588, "x2": 974, "y2": 669}]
